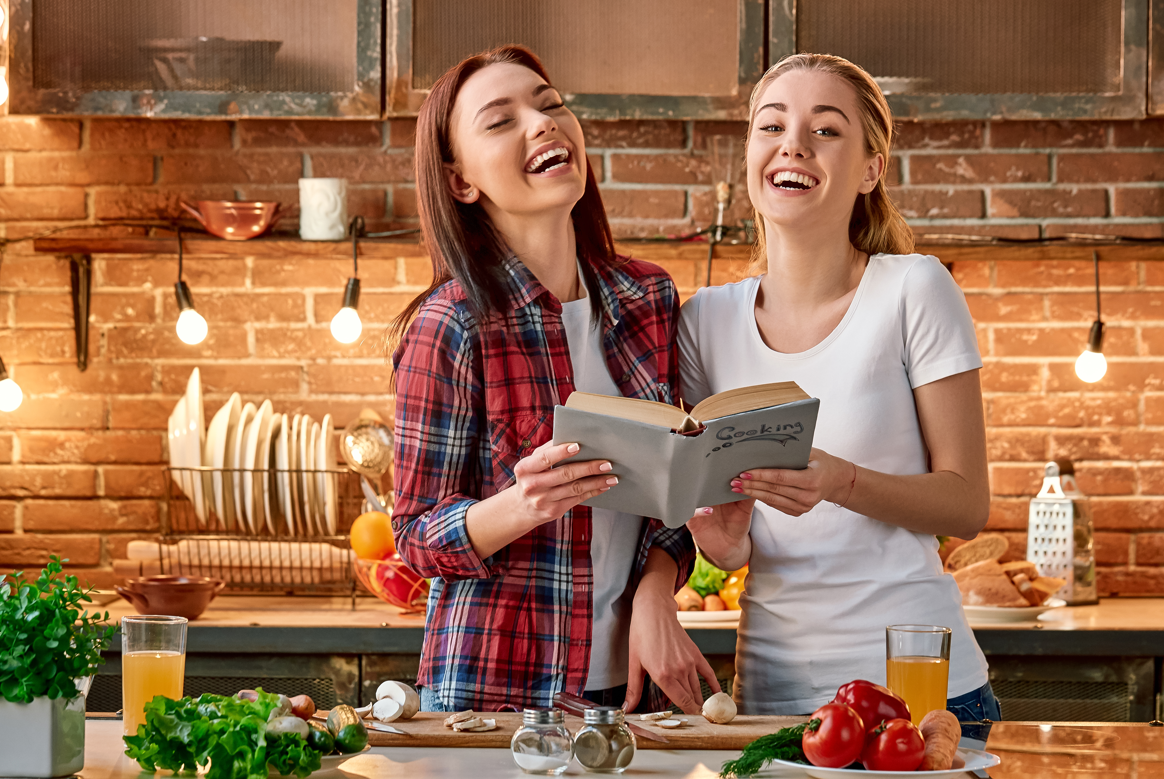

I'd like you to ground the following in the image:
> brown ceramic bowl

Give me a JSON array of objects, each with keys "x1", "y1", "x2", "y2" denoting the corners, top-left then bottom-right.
[
  {"x1": 180, "y1": 200, "x2": 282, "y2": 241},
  {"x1": 115, "y1": 575, "x2": 225, "y2": 621}
]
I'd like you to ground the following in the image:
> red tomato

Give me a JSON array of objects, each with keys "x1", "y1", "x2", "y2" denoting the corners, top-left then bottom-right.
[
  {"x1": 861, "y1": 718, "x2": 926, "y2": 772},
  {"x1": 802, "y1": 703, "x2": 865, "y2": 769},
  {"x1": 832, "y1": 679, "x2": 911, "y2": 734}
]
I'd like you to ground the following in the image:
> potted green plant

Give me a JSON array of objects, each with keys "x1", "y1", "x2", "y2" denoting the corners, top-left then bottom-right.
[{"x1": 0, "y1": 556, "x2": 115, "y2": 777}]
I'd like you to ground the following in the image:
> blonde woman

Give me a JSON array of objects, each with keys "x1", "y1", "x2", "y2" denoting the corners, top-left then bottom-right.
[{"x1": 681, "y1": 54, "x2": 999, "y2": 719}]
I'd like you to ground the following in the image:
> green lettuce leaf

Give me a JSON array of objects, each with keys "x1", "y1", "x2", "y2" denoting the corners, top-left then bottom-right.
[{"x1": 689, "y1": 554, "x2": 728, "y2": 598}]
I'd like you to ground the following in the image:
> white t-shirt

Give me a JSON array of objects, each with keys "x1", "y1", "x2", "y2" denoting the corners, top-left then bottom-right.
[
  {"x1": 560, "y1": 279, "x2": 645, "y2": 691},
  {"x1": 677, "y1": 253, "x2": 989, "y2": 715}
]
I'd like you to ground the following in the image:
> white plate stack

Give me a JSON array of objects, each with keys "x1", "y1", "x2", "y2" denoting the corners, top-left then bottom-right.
[{"x1": 167, "y1": 368, "x2": 341, "y2": 536}]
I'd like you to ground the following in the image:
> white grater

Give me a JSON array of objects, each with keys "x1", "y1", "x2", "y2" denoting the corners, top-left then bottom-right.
[{"x1": 1026, "y1": 460, "x2": 1098, "y2": 605}]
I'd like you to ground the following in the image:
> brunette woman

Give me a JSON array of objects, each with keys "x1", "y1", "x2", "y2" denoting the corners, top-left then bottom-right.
[
  {"x1": 680, "y1": 54, "x2": 1000, "y2": 720},
  {"x1": 389, "y1": 46, "x2": 718, "y2": 714}
]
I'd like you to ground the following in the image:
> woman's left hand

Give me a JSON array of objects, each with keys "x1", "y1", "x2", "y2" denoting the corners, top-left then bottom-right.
[
  {"x1": 624, "y1": 591, "x2": 721, "y2": 715},
  {"x1": 734, "y1": 447, "x2": 855, "y2": 516}
]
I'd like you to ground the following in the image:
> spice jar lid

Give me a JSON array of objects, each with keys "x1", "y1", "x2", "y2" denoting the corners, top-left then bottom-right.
[
  {"x1": 583, "y1": 706, "x2": 624, "y2": 725},
  {"x1": 523, "y1": 708, "x2": 565, "y2": 725}
]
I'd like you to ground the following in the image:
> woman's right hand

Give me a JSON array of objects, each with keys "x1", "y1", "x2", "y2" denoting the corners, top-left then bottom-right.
[
  {"x1": 686, "y1": 499, "x2": 755, "y2": 572},
  {"x1": 511, "y1": 441, "x2": 619, "y2": 528}
]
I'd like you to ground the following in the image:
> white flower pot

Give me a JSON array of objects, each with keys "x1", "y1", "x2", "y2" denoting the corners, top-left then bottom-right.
[{"x1": 0, "y1": 694, "x2": 86, "y2": 778}]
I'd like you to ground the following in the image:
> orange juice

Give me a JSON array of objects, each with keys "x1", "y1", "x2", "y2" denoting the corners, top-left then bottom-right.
[
  {"x1": 122, "y1": 650, "x2": 186, "y2": 736},
  {"x1": 886, "y1": 655, "x2": 949, "y2": 726}
]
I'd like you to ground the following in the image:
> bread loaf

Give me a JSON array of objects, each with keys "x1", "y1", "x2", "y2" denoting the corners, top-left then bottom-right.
[
  {"x1": 946, "y1": 533, "x2": 1009, "y2": 571},
  {"x1": 1001, "y1": 560, "x2": 1040, "y2": 581},
  {"x1": 953, "y1": 560, "x2": 1029, "y2": 607}
]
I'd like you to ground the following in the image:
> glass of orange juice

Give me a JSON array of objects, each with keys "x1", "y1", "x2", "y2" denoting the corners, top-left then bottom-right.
[
  {"x1": 121, "y1": 615, "x2": 188, "y2": 737},
  {"x1": 885, "y1": 624, "x2": 951, "y2": 726}
]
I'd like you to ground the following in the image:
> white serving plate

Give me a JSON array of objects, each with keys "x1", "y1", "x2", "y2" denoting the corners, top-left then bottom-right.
[
  {"x1": 243, "y1": 400, "x2": 274, "y2": 535},
  {"x1": 184, "y1": 368, "x2": 210, "y2": 527},
  {"x1": 964, "y1": 598, "x2": 1066, "y2": 623},
  {"x1": 298, "y1": 415, "x2": 318, "y2": 535},
  {"x1": 206, "y1": 393, "x2": 242, "y2": 530},
  {"x1": 260, "y1": 411, "x2": 282, "y2": 534},
  {"x1": 773, "y1": 747, "x2": 999, "y2": 779},
  {"x1": 167, "y1": 397, "x2": 187, "y2": 495},
  {"x1": 274, "y1": 413, "x2": 295, "y2": 535},
  {"x1": 288, "y1": 414, "x2": 305, "y2": 535},
  {"x1": 677, "y1": 609, "x2": 741, "y2": 625},
  {"x1": 230, "y1": 402, "x2": 257, "y2": 534},
  {"x1": 316, "y1": 414, "x2": 338, "y2": 535}
]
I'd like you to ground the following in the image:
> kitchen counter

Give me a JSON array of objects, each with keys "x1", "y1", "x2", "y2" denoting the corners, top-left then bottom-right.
[{"x1": 77, "y1": 719, "x2": 1164, "y2": 778}]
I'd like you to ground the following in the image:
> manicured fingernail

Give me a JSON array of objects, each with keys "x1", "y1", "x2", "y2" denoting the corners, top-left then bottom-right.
[
  {"x1": 701, "y1": 507, "x2": 714, "y2": 515},
  {"x1": 606, "y1": 477, "x2": 619, "y2": 486},
  {"x1": 740, "y1": 472, "x2": 753, "y2": 480},
  {"x1": 730, "y1": 479, "x2": 742, "y2": 488},
  {"x1": 600, "y1": 462, "x2": 613, "y2": 472},
  {"x1": 567, "y1": 443, "x2": 580, "y2": 453},
  {"x1": 600, "y1": 486, "x2": 611, "y2": 492},
  {"x1": 732, "y1": 487, "x2": 743, "y2": 493}
]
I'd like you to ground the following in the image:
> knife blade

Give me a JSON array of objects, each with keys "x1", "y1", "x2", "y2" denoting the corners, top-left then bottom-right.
[
  {"x1": 311, "y1": 711, "x2": 408, "y2": 736},
  {"x1": 552, "y1": 692, "x2": 670, "y2": 744}
]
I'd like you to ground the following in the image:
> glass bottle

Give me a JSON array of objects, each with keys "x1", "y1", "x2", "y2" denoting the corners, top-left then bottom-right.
[
  {"x1": 510, "y1": 708, "x2": 574, "y2": 775},
  {"x1": 572, "y1": 706, "x2": 636, "y2": 773}
]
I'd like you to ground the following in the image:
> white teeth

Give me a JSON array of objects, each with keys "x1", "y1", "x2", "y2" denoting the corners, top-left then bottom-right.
[
  {"x1": 526, "y1": 147, "x2": 569, "y2": 173},
  {"x1": 770, "y1": 171, "x2": 819, "y2": 188}
]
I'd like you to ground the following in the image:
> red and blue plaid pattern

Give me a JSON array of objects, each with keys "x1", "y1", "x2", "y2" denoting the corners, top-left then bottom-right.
[{"x1": 391, "y1": 255, "x2": 696, "y2": 711}]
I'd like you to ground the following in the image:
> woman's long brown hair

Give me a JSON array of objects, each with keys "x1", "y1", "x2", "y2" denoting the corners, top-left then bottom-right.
[{"x1": 387, "y1": 45, "x2": 615, "y2": 355}]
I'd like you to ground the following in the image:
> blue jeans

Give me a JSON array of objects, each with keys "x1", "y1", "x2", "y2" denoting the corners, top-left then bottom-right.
[
  {"x1": 946, "y1": 681, "x2": 1003, "y2": 721},
  {"x1": 419, "y1": 685, "x2": 454, "y2": 713}
]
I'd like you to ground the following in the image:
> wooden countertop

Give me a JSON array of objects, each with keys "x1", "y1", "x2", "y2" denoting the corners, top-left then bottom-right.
[{"x1": 78, "y1": 719, "x2": 1164, "y2": 778}]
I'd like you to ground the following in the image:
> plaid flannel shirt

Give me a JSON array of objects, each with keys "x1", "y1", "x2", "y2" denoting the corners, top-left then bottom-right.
[{"x1": 391, "y1": 255, "x2": 696, "y2": 712}]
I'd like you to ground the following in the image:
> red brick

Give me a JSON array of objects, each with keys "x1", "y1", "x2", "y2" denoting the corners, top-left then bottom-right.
[
  {"x1": 161, "y1": 153, "x2": 303, "y2": 184},
  {"x1": 885, "y1": 156, "x2": 902, "y2": 187},
  {"x1": 1095, "y1": 532, "x2": 1132, "y2": 564},
  {"x1": 691, "y1": 121, "x2": 748, "y2": 151},
  {"x1": 610, "y1": 154, "x2": 712, "y2": 185},
  {"x1": 13, "y1": 154, "x2": 154, "y2": 186},
  {"x1": 23, "y1": 499, "x2": 159, "y2": 532},
  {"x1": 389, "y1": 119, "x2": 417, "y2": 148},
  {"x1": 1146, "y1": 395, "x2": 1164, "y2": 425},
  {"x1": 105, "y1": 326, "x2": 250, "y2": 360},
  {"x1": 15, "y1": 292, "x2": 156, "y2": 325},
  {"x1": 995, "y1": 259, "x2": 1137, "y2": 289},
  {"x1": 0, "y1": 398, "x2": 106, "y2": 430},
  {"x1": 995, "y1": 532, "x2": 1027, "y2": 562},
  {"x1": 602, "y1": 188, "x2": 687, "y2": 221},
  {"x1": 888, "y1": 188, "x2": 984, "y2": 219},
  {"x1": 90, "y1": 120, "x2": 232, "y2": 151},
  {"x1": 1058, "y1": 153, "x2": 1164, "y2": 183},
  {"x1": 13, "y1": 364, "x2": 154, "y2": 395},
  {"x1": 0, "y1": 189, "x2": 87, "y2": 221},
  {"x1": 985, "y1": 430, "x2": 1047, "y2": 461},
  {"x1": 393, "y1": 186, "x2": 417, "y2": 218},
  {"x1": 252, "y1": 327, "x2": 379, "y2": 359},
  {"x1": 160, "y1": 291, "x2": 306, "y2": 324},
  {"x1": 1111, "y1": 119, "x2": 1164, "y2": 148},
  {"x1": 102, "y1": 466, "x2": 167, "y2": 498},
  {"x1": 1137, "y1": 534, "x2": 1164, "y2": 564},
  {"x1": 990, "y1": 188, "x2": 1106, "y2": 218},
  {"x1": 238, "y1": 120, "x2": 382, "y2": 148},
  {"x1": 582, "y1": 120, "x2": 686, "y2": 149},
  {"x1": 988, "y1": 395, "x2": 1137, "y2": 427},
  {"x1": 894, "y1": 121, "x2": 984, "y2": 150},
  {"x1": 315, "y1": 291, "x2": 414, "y2": 324},
  {"x1": 992, "y1": 326, "x2": 1136, "y2": 358},
  {"x1": 690, "y1": 185, "x2": 754, "y2": 225},
  {"x1": 989, "y1": 463, "x2": 1046, "y2": 496},
  {"x1": 1147, "y1": 264, "x2": 1164, "y2": 286},
  {"x1": 0, "y1": 467, "x2": 97, "y2": 498},
  {"x1": 1141, "y1": 465, "x2": 1164, "y2": 494},
  {"x1": 0, "y1": 535, "x2": 102, "y2": 566},
  {"x1": 160, "y1": 364, "x2": 301, "y2": 395},
  {"x1": 0, "y1": 434, "x2": 12, "y2": 464},
  {"x1": 642, "y1": 259, "x2": 698, "y2": 290},
  {"x1": 20, "y1": 431, "x2": 163, "y2": 465},
  {"x1": 93, "y1": 186, "x2": 236, "y2": 220},
  {"x1": 1047, "y1": 292, "x2": 1164, "y2": 322},
  {"x1": 1098, "y1": 567, "x2": 1164, "y2": 596},
  {"x1": 0, "y1": 329, "x2": 78, "y2": 363},
  {"x1": 1051, "y1": 431, "x2": 1164, "y2": 462},
  {"x1": 402, "y1": 257, "x2": 435, "y2": 287},
  {"x1": 0, "y1": 118, "x2": 82, "y2": 151},
  {"x1": 1092, "y1": 499, "x2": 1164, "y2": 530},
  {"x1": 949, "y1": 261, "x2": 991, "y2": 289},
  {"x1": 108, "y1": 398, "x2": 180, "y2": 431},
  {"x1": 909, "y1": 154, "x2": 1049, "y2": 185},
  {"x1": 984, "y1": 499, "x2": 1030, "y2": 530},
  {"x1": 1113, "y1": 187, "x2": 1164, "y2": 217},
  {"x1": 980, "y1": 361, "x2": 1043, "y2": 393},
  {"x1": 1074, "y1": 464, "x2": 1138, "y2": 495},
  {"x1": 310, "y1": 152, "x2": 415, "y2": 183},
  {"x1": 989, "y1": 121, "x2": 1107, "y2": 149},
  {"x1": 966, "y1": 293, "x2": 1044, "y2": 322},
  {"x1": 587, "y1": 154, "x2": 605, "y2": 182},
  {"x1": 97, "y1": 258, "x2": 248, "y2": 289},
  {"x1": 913, "y1": 224, "x2": 1042, "y2": 241},
  {"x1": 306, "y1": 363, "x2": 394, "y2": 394},
  {"x1": 0, "y1": 502, "x2": 14, "y2": 533},
  {"x1": 252, "y1": 258, "x2": 398, "y2": 289},
  {"x1": 1044, "y1": 222, "x2": 1164, "y2": 240}
]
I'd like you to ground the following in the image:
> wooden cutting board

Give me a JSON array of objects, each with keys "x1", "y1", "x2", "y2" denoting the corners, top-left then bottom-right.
[{"x1": 365, "y1": 712, "x2": 805, "y2": 750}]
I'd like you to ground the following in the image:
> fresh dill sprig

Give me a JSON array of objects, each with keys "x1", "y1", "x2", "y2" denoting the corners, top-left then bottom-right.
[{"x1": 719, "y1": 722, "x2": 811, "y2": 778}]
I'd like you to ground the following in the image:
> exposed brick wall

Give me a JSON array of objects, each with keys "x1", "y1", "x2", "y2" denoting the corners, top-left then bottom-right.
[{"x1": 1, "y1": 115, "x2": 1163, "y2": 594}]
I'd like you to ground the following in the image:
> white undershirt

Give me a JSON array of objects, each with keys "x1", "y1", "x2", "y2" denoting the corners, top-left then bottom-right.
[
  {"x1": 560, "y1": 270, "x2": 644, "y2": 691},
  {"x1": 677, "y1": 253, "x2": 990, "y2": 714}
]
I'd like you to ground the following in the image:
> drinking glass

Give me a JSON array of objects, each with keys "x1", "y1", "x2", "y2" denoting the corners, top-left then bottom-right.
[
  {"x1": 885, "y1": 624, "x2": 951, "y2": 726},
  {"x1": 122, "y1": 615, "x2": 188, "y2": 737}
]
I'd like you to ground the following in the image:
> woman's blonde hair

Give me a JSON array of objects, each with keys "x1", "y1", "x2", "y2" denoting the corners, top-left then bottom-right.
[{"x1": 747, "y1": 53, "x2": 914, "y2": 259}]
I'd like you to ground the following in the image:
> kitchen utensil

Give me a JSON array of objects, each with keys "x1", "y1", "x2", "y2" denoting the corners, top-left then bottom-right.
[
  {"x1": 206, "y1": 393, "x2": 242, "y2": 530},
  {"x1": 242, "y1": 400, "x2": 274, "y2": 535},
  {"x1": 360, "y1": 477, "x2": 386, "y2": 513},
  {"x1": 180, "y1": 200, "x2": 282, "y2": 241},
  {"x1": 769, "y1": 747, "x2": 999, "y2": 778},
  {"x1": 229, "y1": 402, "x2": 257, "y2": 533},
  {"x1": 260, "y1": 412, "x2": 281, "y2": 534},
  {"x1": 184, "y1": 369, "x2": 209, "y2": 526},
  {"x1": 341, "y1": 413, "x2": 394, "y2": 511},
  {"x1": 310, "y1": 713, "x2": 406, "y2": 736},
  {"x1": 316, "y1": 415, "x2": 338, "y2": 534},
  {"x1": 1028, "y1": 460, "x2": 1098, "y2": 605},
  {"x1": 676, "y1": 610, "x2": 741, "y2": 625},
  {"x1": 288, "y1": 414, "x2": 305, "y2": 535},
  {"x1": 308, "y1": 420, "x2": 321, "y2": 532},
  {"x1": 115, "y1": 576, "x2": 225, "y2": 621},
  {"x1": 274, "y1": 413, "x2": 295, "y2": 535},
  {"x1": 552, "y1": 692, "x2": 668, "y2": 744},
  {"x1": 140, "y1": 37, "x2": 282, "y2": 91}
]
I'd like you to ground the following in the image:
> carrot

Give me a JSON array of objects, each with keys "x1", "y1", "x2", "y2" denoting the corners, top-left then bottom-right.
[{"x1": 918, "y1": 709, "x2": 961, "y2": 770}]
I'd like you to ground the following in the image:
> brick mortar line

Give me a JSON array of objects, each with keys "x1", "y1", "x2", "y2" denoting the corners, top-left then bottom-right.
[{"x1": 897, "y1": 147, "x2": 1164, "y2": 155}]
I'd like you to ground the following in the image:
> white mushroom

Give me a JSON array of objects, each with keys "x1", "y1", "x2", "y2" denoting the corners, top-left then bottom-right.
[
  {"x1": 375, "y1": 680, "x2": 421, "y2": 721},
  {"x1": 657, "y1": 718, "x2": 687, "y2": 729},
  {"x1": 267, "y1": 715, "x2": 309, "y2": 737},
  {"x1": 372, "y1": 697, "x2": 403, "y2": 723},
  {"x1": 640, "y1": 711, "x2": 672, "y2": 721},
  {"x1": 452, "y1": 717, "x2": 486, "y2": 731},
  {"x1": 702, "y1": 692, "x2": 737, "y2": 724},
  {"x1": 354, "y1": 703, "x2": 373, "y2": 718},
  {"x1": 444, "y1": 710, "x2": 476, "y2": 727},
  {"x1": 465, "y1": 718, "x2": 497, "y2": 732}
]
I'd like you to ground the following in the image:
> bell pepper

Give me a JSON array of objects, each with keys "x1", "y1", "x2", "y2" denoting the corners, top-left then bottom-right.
[
  {"x1": 832, "y1": 679, "x2": 910, "y2": 733},
  {"x1": 718, "y1": 566, "x2": 748, "y2": 610}
]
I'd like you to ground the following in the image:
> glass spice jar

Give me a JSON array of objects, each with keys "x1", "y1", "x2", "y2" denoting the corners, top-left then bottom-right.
[
  {"x1": 510, "y1": 708, "x2": 574, "y2": 775},
  {"x1": 572, "y1": 706, "x2": 636, "y2": 773}
]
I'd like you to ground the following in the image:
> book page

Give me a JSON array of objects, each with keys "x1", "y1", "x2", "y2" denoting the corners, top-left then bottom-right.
[
  {"x1": 690, "y1": 381, "x2": 811, "y2": 422},
  {"x1": 564, "y1": 392, "x2": 691, "y2": 430}
]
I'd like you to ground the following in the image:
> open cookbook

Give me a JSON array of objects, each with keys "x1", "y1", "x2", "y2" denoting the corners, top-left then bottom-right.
[{"x1": 552, "y1": 381, "x2": 819, "y2": 528}]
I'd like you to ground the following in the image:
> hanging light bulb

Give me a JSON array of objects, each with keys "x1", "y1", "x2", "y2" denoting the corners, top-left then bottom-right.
[
  {"x1": 0, "y1": 67, "x2": 9, "y2": 108},
  {"x1": 1075, "y1": 251, "x2": 1107, "y2": 384},
  {"x1": 173, "y1": 228, "x2": 207, "y2": 345},
  {"x1": 0, "y1": 356, "x2": 23, "y2": 413},
  {"x1": 331, "y1": 216, "x2": 364, "y2": 344}
]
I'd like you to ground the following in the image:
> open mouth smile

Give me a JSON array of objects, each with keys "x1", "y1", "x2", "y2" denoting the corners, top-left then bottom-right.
[
  {"x1": 768, "y1": 170, "x2": 820, "y2": 191},
  {"x1": 525, "y1": 146, "x2": 571, "y2": 174}
]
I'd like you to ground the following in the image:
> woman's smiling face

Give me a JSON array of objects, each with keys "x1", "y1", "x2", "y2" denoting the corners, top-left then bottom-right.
[
  {"x1": 746, "y1": 68, "x2": 883, "y2": 232},
  {"x1": 446, "y1": 61, "x2": 588, "y2": 220}
]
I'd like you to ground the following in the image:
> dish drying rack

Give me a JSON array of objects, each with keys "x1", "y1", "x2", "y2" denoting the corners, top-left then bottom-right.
[{"x1": 162, "y1": 466, "x2": 366, "y2": 598}]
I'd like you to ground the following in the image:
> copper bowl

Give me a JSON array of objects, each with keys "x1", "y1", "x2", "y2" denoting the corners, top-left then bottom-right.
[
  {"x1": 115, "y1": 575, "x2": 225, "y2": 621},
  {"x1": 181, "y1": 200, "x2": 282, "y2": 241}
]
